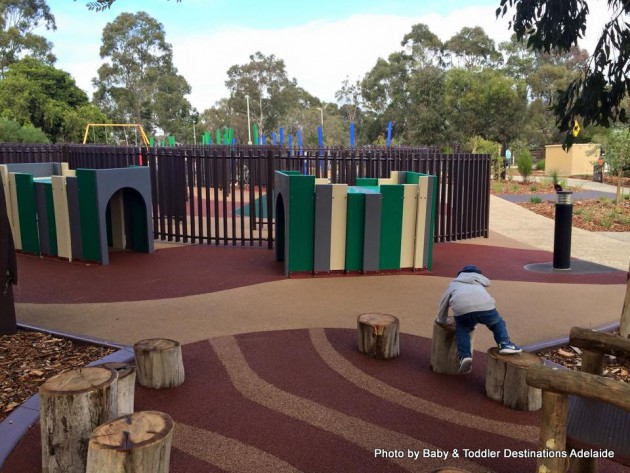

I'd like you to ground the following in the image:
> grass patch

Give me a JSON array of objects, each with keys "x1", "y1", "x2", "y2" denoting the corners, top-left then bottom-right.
[{"x1": 529, "y1": 196, "x2": 543, "y2": 203}]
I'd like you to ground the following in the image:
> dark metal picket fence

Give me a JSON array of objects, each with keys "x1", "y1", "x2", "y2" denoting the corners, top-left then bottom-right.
[{"x1": 0, "y1": 144, "x2": 490, "y2": 248}]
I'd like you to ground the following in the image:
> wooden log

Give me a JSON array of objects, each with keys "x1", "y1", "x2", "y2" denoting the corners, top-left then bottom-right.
[
  {"x1": 357, "y1": 313, "x2": 400, "y2": 360},
  {"x1": 39, "y1": 366, "x2": 118, "y2": 473},
  {"x1": 621, "y1": 262, "x2": 630, "y2": 339},
  {"x1": 86, "y1": 411, "x2": 174, "y2": 473},
  {"x1": 430, "y1": 319, "x2": 474, "y2": 375},
  {"x1": 569, "y1": 327, "x2": 630, "y2": 358},
  {"x1": 485, "y1": 347, "x2": 542, "y2": 411},
  {"x1": 526, "y1": 364, "x2": 630, "y2": 412},
  {"x1": 134, "y1": 338, "x2": 185, "y2": 389},
  {"x1": 537, "y1": 390, "x2": 569, "y2": 473},
  {"x1": 430, "y1": 468, "x2": 471, "y2": 473},
  {"x1": 580, "y1": 350, "x2": 604, "y2": 375},
  {"x1": 98, "y1": 362, "x2": 136, "y2": 416}
]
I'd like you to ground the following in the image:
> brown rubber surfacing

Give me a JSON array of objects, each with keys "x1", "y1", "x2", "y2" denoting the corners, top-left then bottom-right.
[
  {"x1": 3, "y1": 329, "x2": 628, "y2": 473},
  {"x1": 13, "y1": 242, "x2": 625, "y2": 304}
]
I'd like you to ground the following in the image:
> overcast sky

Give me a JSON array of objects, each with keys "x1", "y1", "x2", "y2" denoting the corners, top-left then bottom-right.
[{"x1": 44, "y1": 0, "x2": 609, "y2": 112}]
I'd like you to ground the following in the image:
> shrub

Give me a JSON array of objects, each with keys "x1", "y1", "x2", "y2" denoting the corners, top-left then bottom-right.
[
  {"x1": 535, "y1": 159, "x2": 545, "y2": 171},
  {"x1": 529, "y1": 196, "x2": 542, "y2": 203},
  {"x1": 516, "y1": 150, "x2": 534, "y2": 182}
]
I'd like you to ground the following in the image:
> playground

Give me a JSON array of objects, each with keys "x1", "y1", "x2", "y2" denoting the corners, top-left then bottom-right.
[{"x1": 0, "y1": 172, "x2": 628, "y2": 471}]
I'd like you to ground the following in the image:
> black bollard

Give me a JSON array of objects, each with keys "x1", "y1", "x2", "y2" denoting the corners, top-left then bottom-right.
[{"x1": 553, "y1": 191, "x2": 573, "y2": 270}]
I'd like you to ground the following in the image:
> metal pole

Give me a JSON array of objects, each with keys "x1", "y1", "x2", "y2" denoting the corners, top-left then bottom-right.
[
  {"x1": 246, "y1": 95, "x2": 252, "y2": 145},
  {"x1": 553, "y1": 191, "x2": 573, "y2": 270}
]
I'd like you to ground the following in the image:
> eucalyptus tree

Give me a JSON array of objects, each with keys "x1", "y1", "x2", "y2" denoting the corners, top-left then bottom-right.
[
  {"x1": 498, "y1": 0, "x2": 630, "y2": 146},
  {"x1": 443, "y1": 26, "x2": 502, "y2": 70},
  {"x1": 92, "y1": 11, "x2": 192, "y2": 136},
  {"x1": 0, "y1": 0, "x2": 56, "y2": 76}
]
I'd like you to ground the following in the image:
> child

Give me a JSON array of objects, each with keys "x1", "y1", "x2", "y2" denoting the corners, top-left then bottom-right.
[{"x1": 436, "y1": 265, "x2": 521, "y2": 374}]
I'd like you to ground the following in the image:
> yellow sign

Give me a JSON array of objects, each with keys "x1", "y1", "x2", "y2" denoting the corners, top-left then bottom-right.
[{"x1": 572, "y1": 120, "x2": 580, "y2": 137}]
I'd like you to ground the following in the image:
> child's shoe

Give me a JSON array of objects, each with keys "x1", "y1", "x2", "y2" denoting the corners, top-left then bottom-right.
[
  {"x1": 458, "y1": 357, "x2": 473, "y2": 374},
  {"x1": 498, "y1": 341, "x2": 522, "y2": 354}
]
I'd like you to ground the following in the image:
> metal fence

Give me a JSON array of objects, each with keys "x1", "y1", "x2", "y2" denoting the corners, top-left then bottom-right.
[{"x1": 0, "y1": 144, "x2": 490, "y2": 247}]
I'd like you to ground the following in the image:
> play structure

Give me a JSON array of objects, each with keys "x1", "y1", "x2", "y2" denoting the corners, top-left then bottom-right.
[
  {"x1": 274, "y1": 170, "x2": 436, "y2": 276},
  {"x1": 0, "y1": 162, "x2": 153, "y2": 265}
]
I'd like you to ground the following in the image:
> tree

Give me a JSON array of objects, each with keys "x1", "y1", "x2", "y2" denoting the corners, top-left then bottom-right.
[
  {"x1": 224, "y1": 52, "x2": 311, "y2": 137},
  {"x1": 443, "y1": 26, "x2": 502, "y2": 70},
  {"x1": 594, "y1": 127, "x2": 630, "y2": 203},
  {"x1": 83, "y1": 0, "x2": 180, "y2": 11},
  {"x1": 0, "y1": 57, "x2": 107, "y2": 142},
  {"x1": 0, "y1": 118, "x2": 49, "y2": 142},
  {"x1": 497, "y1": 0, "x2": 630, "y2": 147},
  {"x1": 0, "y1": 0, "x2": 56, "y2": 76},
  {"x1": 401, "y1": 23, "x2": 443, "y2": 68},
  {"x1": 92, "y1": 11, "x2": 192, "y2": 136}
]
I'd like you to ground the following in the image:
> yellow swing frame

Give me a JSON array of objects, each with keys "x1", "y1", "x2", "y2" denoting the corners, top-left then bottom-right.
[{"x1": 82, "y1": 123, "x2": 150, "y2": 147}]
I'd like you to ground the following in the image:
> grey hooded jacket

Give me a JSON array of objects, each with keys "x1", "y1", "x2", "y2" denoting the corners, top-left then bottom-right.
[{"x1": 436, "y1": 272, "x2": 496, "y2": 323}]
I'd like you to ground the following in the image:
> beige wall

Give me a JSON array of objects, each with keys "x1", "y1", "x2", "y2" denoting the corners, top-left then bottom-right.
[{"x1": 545, "y1": 143, "x2": 600, "y2": 176}]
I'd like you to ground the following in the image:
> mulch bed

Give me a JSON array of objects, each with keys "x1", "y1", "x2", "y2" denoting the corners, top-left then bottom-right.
[{"x1": 0, "y1": 330, "x2": 116, "y2": 422}]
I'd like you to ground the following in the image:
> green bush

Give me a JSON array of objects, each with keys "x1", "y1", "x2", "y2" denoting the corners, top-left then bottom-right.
[
  {"x1": 529, "y1": 196, "x2": 542, "y2": 203},
  {"x1": 0, "y1": 119, "x2": 49, "y2": 143},
  {"x1": 516, "y1": 150, "x2": 534, "y2": 182},
  {"x1": 535, "y1": 159, "x2": 545, "y2": 171}
]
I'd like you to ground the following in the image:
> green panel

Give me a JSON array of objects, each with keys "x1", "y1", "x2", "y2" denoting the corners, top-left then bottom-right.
[
  {"x1": 345, "y1": 192, "x2": 365, "y2": 271},
  {"x1": 76, "y1": 169, "x2": 101, "y2": 262},
  {"x1": 130, "y1": 191, "x2": 149, "y2": 252},
  {"x1": 287, "y1": 175, "x2": 315, "y2": 272},
  {"x1": 44, "y1": 183, "x2": 58, "y2": 256},
  {"x1": 356, "y1": 178, "x2": 378, "y2": 187},
  {"x1": 14, "y1": 173, "x2": 40, "y2": 255},
  {"x1": 379, "y1": 185, "x2": 404, "y2": 270}
]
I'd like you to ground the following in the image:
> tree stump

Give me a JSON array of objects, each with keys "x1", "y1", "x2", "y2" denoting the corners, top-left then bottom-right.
[
  {"x1": 485, "y1": 347, "x2": 543, "y2": 410},
  {"x1": 98, "y1": 362, "x2": 136, "y2": 416},
  {"x1": 134, "y1": 338, "x2": 185, "y2": 389},
  {"x1": 430, "y1": 319, "x2": 475, "y2": 374},
  {"x1": 86, "y1": 411, "x2": 174, "y2": 473},
  {"x1": 357, "y1": 313, "x2": 400, "y2": 359},
  {"x1": 39, "y1": 366, "x2": 118, "y2": 473}
]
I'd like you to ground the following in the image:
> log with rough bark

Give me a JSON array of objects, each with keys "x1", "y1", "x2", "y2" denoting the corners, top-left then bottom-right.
[
  {"x1": 98, "y1": 362, "x2": 136, "y2": 416},
  {"x1": 430, "y1": 319, "x2": 474, "y2": 375},
  {"x1": 357, "y1": 313, "x2": 400, "y2": 360},
  {"x1": 538, "y1": 390, "x2": 570, "y2": 473},
  {"x1": 134, "y1": 339, "x2": 185, "y2": 389},
  {"x1": 485, "y1": 347, "x2": 542, "y2": 411},
  {"x1": 621, "y1": 262, "x2": 630, "y2": 338},
  {"x1": 39, "y1": 366, "x2": 118, "y2": 473},
  {"x1": 86, "y1": 411, "x2": 174, "y2": 473},
  {"x1": 569, "y1": 326, "x2": 630, "y2": 358}
]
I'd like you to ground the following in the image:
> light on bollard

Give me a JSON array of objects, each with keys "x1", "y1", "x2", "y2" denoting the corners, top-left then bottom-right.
[{"x1": 553, "y1": 191, "x2": 573, "y2": 270}]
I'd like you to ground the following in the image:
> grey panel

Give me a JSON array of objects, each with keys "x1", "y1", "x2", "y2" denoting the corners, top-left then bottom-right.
[
  {"x1": 92, "y1": 167, "x2": 154, "y2": 265},
  {"x1": 397, "y1": 171, "x2": 407, "y2": 184},
  {"x1": 66, "y1": 177, "x2": 83, "y2": 260},
  {"x1": 313, "y1": 185, "x2": 332, "y2": 273},
  {"x1": 363, "y1": 193, "x2": 382, "y2": 272},
  {"x1": 33, "y1": 183, "x2": 50, "y2": 256},
  {"x1": 273, "y1": 172, "x2": 291, "y2": 276},
  {"x1": 5, "y1": 163, "x2": 56, "y2": 177}
]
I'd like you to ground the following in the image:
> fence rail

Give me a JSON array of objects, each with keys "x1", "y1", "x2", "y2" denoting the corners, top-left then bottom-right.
[{"x1": 0, "y1": 144, "x2": 490, "y2": 247}]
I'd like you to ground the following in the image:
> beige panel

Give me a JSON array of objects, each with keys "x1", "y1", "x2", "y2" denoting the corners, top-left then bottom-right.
[
  {"x1": 60, "y1": 162, "x2": 69, "y2": 175},
  {"x1": 315, "y1": 178, "x2": 331, "y2": 185},
  {"x1": 329, "y1": 184, "x2": 348, "y2": 271},
  {"x1": 413, "y1": 177, "x2": 429, "y2": 269},
  {"x1": 7, "y1": 172, "x2": 22, "y2": 250},
  {"x1": 544, "y1": 144, "x2": 600, "y2": 176},
  {"x1": 399, "y1": 184, "x2": 418, "y2": 268},
  {"x1": 51, "y1": 176, "x2": 72, "y2": 260},
  {"x1": 0, "y1": 166, "x2": 17, "y2": 243},
  {"x1": 109, "y1": 191, "x2": 126, "y2": 249},
  {"x1": 377, "y1": 177, "x2": 396, "y2": 185}
]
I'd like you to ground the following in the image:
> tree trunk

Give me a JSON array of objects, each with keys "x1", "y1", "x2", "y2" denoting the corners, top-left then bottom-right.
[
  {"x1": 621, "y1": 262, "x2": 630, "y2": 339},
  {"x1": 485, "y1": 347, "x2": 542, "y2": 411},
  {"x1": 537, "y1": 391, "x2": 569, "y2": 473},
  {"x1": 357, "y1": 313, "x2": 400, "y2": 360},
  {"x1": 98, "y1": 362, "x2": 136, "y2": 416},
  {"x1": 39, "y1": 366, "x2": 118, "y2": 473},
  {"x1": 86, "y1": 411, "x2": 174, "y2": 473},
  {"x1": 430, "y1": 319, "x2": 474, "y2": 375},
  {"x1": 134, "y1": 338, "x2": 185, "y2": 389}
]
